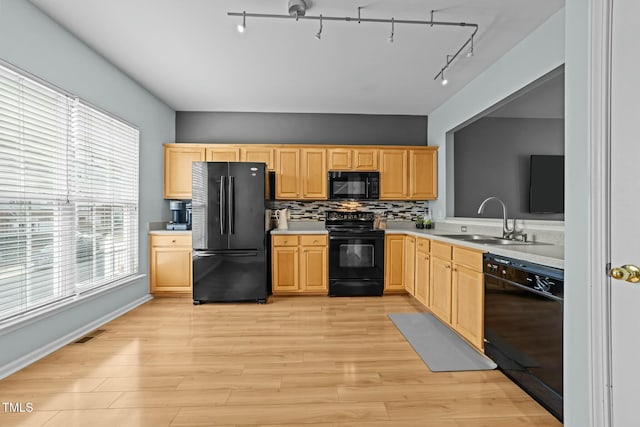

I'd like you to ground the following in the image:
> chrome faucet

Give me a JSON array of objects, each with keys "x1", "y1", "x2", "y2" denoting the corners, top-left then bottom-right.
[{"x1": 477, "y1": 196, "x2": 525, "y2": 241}]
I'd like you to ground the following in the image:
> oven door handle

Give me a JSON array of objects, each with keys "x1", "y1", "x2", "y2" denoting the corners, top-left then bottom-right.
[{"x1": 329, "y1": 234, "x2": 384, "y2": 241}]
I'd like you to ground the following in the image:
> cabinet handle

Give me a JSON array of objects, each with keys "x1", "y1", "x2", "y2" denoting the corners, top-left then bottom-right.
[
  {"x1": 446, "y1": 265, "x2": 451, "y2": 269},
  {"x1": 171, "y1": 239, "x2": 176, "y2": 243}
]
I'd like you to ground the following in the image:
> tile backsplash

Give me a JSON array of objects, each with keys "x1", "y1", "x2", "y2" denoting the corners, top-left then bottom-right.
[{"x1": 267, "y1": 200, "x2": 430, "y2": 221}]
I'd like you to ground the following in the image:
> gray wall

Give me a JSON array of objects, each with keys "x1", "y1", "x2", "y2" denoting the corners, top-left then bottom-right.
[
  {"x1": 0, "y1": 0, "x2": 175, "y2": 372},
  {"x1": 454, "y1": 117, "x2": 564, "y2": 220},
  {"x1": 176, "y1": 111, "x2": 427, "y2": 145}
]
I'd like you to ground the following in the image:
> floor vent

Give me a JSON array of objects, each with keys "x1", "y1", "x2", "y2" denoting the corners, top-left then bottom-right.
[{"x1": 75, "y1": 329, "x2": 106, "y2": 344}]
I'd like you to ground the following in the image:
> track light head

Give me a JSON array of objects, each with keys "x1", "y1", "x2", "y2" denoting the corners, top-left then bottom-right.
[
  {"x1": 441, "y1": 71, "x2": 448, "y2": 86},
  {"x1": 315, "y1": 14, "x2": 323, "y2": 40},
  {"x1": 466, "y1": 35, "x2": 474, "y2": 57},
  {"x1": 237, "y1": 11, "x2": 246, "y2": 33},
  {"x1": 388, "y1": 18, "x2": 394, "y2": 43}
]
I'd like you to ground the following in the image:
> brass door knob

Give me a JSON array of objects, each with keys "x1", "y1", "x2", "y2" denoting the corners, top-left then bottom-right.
[{"x1": 610, "y1": 264, "x2": 640, "y2": 283}]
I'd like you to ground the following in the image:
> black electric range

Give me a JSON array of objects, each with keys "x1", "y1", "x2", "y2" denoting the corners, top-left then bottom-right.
[{"x1": 325, "y1": 211, "x2": 385, "y2": 296}]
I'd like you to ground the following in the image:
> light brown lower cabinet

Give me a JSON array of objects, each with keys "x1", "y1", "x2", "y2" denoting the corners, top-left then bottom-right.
[
  {"x1": 414, "y1": 237, "x2": 431, "y2": 306},
  {"x1": 403, "y1": 236, "x2": 416, "y2": 294},
  {"x1": 426, "y1": 240, "x2": 484, "y2": 350},
  {"x1": 272, "y1": 234, "x2": 327, "y2": 294},
  {"x1": 384, "y1": 234, "x2": 405, "y2": 292},
  {"x1": 451, "y1": 247, "x2": 485, "y2": 350},
  {"x1": 429, "y1": 245, "x2": 453, "y2": 323},
  {"x1": 149, "y1": 233, "x2": 192, "y2": 295}
]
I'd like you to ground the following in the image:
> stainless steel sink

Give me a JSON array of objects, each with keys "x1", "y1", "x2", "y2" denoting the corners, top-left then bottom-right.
[
  {"x1": 436, "y1": 234, "x2": 497, "y2": 241},
  {"x1": 435, "y1": 234, "x2": 549, "y2": 246}
]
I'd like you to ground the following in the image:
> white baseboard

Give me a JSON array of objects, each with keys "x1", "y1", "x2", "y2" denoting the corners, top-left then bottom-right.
[{"x1": 0, "y1": 294, "x2": 153, "y2": 380}]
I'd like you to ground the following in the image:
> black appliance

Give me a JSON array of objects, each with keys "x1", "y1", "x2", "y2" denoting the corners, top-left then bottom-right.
[
  {"x1": 328, "y1": 171, "x2": 379, "y2": 200},
  {"x1": 529, "y1": 155, "x2": 565, "y2": 214},
  {"x1": 326, "y1": 210, "x2": 384, "y2": 296},
  {"x1": 166, "y1": 200, "x2": 192, "y2": 230},
  {"x1": 483, "y1": 253, "x2": 564, "y2": 421},
  {"x1": 191, "y1": 162, "x2": 269, "y2": 304}
]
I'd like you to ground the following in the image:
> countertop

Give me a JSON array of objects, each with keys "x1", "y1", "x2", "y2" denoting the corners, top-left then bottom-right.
[
  {"x1": 269, "y1": 222, "x2": 328, "y2": 235},
  {"x1": 149, "y1": 230, "x2": 192, "y2": 235},
  {"x1": 149, "y1": 221, "x2": 564, "y2": 269},
  {"x1": 269, "y1": 221, "x2": 564, "y2": 269},
  {"x1": 384, "y1": 228, "x2": 564, "y2": 269}
]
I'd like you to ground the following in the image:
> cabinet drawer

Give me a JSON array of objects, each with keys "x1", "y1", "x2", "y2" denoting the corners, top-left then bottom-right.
[
  {"x1": 150, "y1": 234, "x2": 192, "y2": 247},
  {"x1": 431, "y1": 240, "x2": 452, "y2": 259},
  {"x1": 453, "y1": 246, "x2": 484, "y2": 271},
  {"x1": 272, "y1": 235, "x2": 299, "y2": 247},
  {"x1": 300, "y1": 235, "x2": 327, "y2": 246},
  {"x1": 416, "y1": 237, "x2": 430, "y2": 254}
]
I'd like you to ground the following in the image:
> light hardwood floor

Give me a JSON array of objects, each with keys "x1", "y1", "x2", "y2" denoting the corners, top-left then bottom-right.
[{"x1": 0, "y1": 295, "x2": 562, "y2": 426}]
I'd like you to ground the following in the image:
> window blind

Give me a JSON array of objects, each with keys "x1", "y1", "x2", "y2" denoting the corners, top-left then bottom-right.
[{"x1": 0, "y1": 63, "x2": 139, "y2": 323}]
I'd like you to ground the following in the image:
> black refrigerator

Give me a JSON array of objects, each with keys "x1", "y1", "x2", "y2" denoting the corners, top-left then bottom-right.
[{"x1": 192, "y1": 162, "x2": 268, "y2": 304}]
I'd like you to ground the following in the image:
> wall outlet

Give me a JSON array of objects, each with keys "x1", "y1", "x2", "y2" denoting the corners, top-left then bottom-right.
[{"x1": 461, "y1": 226, "x2": 467, "y2": 232}]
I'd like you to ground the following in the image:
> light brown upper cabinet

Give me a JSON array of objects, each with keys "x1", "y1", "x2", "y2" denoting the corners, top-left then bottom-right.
[
  {"x1": 380, "y1": 147, "x2": 438, "y2": 200},
  {"x1": 206, "y1": 147, "x2": 240, "y2": 162},
  {"x1": 241, "y1": 146, "x2": 275, "y2": 170},
  {"x1": 379, "y1": 149, "x2": 408, "y2": 199},
  {"x1": 275, "y1": 148, "x2": 301, "y2": 199},
  {"x1": 164, "y1": 145, "x2": 205, "y2": 199},
  {"x1": 327, "y1": 148, "x2": 378, "y2": 171},
  {"x1": 409, "y1": 149, "x2": 437, "y2": 199},
  {"x1": 275, "y1": 148, "x2": 327, "y2": 200},
  {"x1": 300, "y1": 148, "x2": 327, "y2": 199},
  {"x1": 164, "y1": 144, "x2": 436, "y2": 201},
  {"x1": 327, "y1": 148, "x2": 351, "y2": 170}
]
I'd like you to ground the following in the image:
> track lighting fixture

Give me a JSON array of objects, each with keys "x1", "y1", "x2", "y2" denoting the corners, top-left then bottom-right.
[
  {"x1": 315, "y1": 14, "x2": 323, "y2": 40},
  {"x1": 237, "y1": 11, "x2": 246, "y2": 33},
  {"x1": 441, "y1": 71, "x2": 448, "y2": 86},
  {"x1": 228, "y1": 5, "x2": 478, "y2": 83}
]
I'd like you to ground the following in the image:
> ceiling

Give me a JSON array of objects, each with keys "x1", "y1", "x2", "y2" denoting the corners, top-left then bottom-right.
[{"x1": 29, "y1": 0, "x2": 564, "y2": 115}]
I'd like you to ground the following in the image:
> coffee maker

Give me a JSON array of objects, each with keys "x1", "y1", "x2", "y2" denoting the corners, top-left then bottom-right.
[{"x1": 166, "y1": 200, "x2": 192, "y2": 230}]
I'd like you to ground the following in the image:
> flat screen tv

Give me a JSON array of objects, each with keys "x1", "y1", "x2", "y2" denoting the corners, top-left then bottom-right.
[{"x1": 529, "y1": 155, "x2": 564, "y2": 213}]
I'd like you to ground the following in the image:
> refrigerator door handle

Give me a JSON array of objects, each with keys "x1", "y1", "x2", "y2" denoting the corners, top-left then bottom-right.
[
  {"x1": 220, "y1": 176, "x2": 226, "y2": 235},
  {"x1": 229, "y1": 176, "x2": 235, "y2": 234},
  {"x1": 365, "y1": 177, "x2": 370, "y2": 198}
]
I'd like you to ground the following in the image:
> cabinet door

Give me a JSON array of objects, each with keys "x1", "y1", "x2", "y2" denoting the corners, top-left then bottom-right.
[
  {"x1": 163, "y1": 146, "x2": 205, "y2": 199},
  {"x1": 409, "y1": 149, "x2": 437, "y2": 199},
  {"x1": 272, "y1": 246, "x2": 299, "y2": 292},
  {"x1": 379, "y1": 149, "x2": 408, "y2": 199},
  {"x1": 301, "y1": 148, "x2": 327, "y2": 199},
  {"x1": 206, "y1": 147, "x2": 240, "y2": 162},
  {"x1": 327, "y1": 148, "x2": 352, "y2": 170},
  {"x1": 150, "y1": 247, "x2": 192, "y2": 294},
  {"x1": 430, "y1": 256, "x2": 453, "y2": 324},
  {"x1": 415, "y1": 250, "x2": 430, "y2": 306},
  {"x1": 404, "y1": 236, "x2": 416, "y2": 295},
  {"x1": 300, "y1": 246, "x2": 327, "y2": 292},
  {"x1": 241, "y1": 147, "x2": 274, "y2": 170},
  {"x1": 452, "y1": 264, "x2": 484, "y2": 349},
  {"x1": 275, "y1": 148, "x2": 300, "y2": 199},
  {"x1": 384, "y1": 235, "x2": 405, "y2": 291},
  {"x1": 352, "y1": 148, "x2": 378, "y2": 170}
]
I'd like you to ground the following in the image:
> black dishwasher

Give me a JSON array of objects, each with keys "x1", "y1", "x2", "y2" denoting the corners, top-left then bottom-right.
[{"x1": 483, "y1": 253, "x2": 564, "y2": 422}]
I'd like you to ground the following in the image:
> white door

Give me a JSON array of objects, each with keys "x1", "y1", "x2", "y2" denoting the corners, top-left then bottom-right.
[{"x1": 609, "y1": 0, "x2": 640, "y2": 424}]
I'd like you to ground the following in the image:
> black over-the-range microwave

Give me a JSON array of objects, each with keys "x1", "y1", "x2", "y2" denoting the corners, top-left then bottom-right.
[{"x1": 328, "y1": 171, "x2": 380, "y2": 200}]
